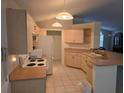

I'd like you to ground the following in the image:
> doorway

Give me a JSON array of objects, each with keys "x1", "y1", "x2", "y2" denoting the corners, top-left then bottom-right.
[{"x1": 47, "y1": 30, "x2": 62, "y2": 63}]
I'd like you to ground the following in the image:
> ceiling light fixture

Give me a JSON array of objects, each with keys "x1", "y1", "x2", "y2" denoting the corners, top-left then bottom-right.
[
  {"x1": 52, "y1": 22, "x2": 62, "y2": 27},
  {"x1": 56, "y1": 0, "x2": 73, "y2": 20}
]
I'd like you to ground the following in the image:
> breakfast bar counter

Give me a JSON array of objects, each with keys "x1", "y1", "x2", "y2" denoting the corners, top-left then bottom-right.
[{"x1": 82, "y1": 51, "x2": 123, "y2": 66}]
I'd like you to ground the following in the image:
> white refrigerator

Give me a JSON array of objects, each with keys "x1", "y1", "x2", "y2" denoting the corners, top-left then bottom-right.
[{"x1": 36, "y1": 36, "x2": 53, "y2": 75}]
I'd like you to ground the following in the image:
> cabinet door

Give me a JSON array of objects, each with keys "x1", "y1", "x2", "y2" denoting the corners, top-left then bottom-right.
[
  {"x1": 64, "y1": 30, "x2": 84, "y2": 43},
  {"x1": 6, "y1": 8, "x2": 27, "y2": 54},
  {"x1": 64, "y1": 30, "x2": 73, "y2": 43},
  {"x1": 65, "y1": 53, "x2": 73, "y2": 66},
  {"x1": 65, "y1": 52, "x2": 82, "y2": 68},
  {"x1": 86, "y1": 57, "x2": 93, "y2": 85},
  {"x1": 73, "y1": 30, "x2": 84, "y2": 43},
  {"x1": 81, "y1": 55, "x2": 87, "y2": 72},
  {"x1": 73, "y1": 53, "x2": 82, "y2": 68}
]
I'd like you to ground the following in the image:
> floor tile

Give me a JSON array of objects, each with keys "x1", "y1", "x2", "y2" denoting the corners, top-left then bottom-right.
[
  {"x1": 55, "y1": 87, "x2": 66, "y2": 93},
  {"x1": 46, "y1": 62, "x2": 86, "y2": 93}
]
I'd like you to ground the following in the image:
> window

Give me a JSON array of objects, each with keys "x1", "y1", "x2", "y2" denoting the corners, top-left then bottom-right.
[{"x1": 100, "y1": 32, "x2": 104, "y2": 47}]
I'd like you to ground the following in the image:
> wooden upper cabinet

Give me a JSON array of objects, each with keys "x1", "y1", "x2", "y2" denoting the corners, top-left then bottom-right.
[
  {"x1": 64, "y1": 23, "x2": 101, "y2": 48},
  {"x1": 6, "y1": 8, "x2": 33, "y2": 54},
  {"x1": 64, "y1": 29, "x2": 84, "y2": 43}
]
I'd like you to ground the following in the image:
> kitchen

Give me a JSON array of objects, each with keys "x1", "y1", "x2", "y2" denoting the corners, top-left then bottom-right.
[{"x1": 1, "y1": 0, "x2": 123, "y2": 93}]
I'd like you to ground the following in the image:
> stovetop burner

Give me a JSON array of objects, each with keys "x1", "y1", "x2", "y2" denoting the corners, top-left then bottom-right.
[
  {"x1": 38, "y1": 63, "x2": 44, "y2": 66},
  {"x1": 37, "y1": 59, "x2": 44, "y2": 62},
  {"x1": 27, "y1": 63, "x2": 36, "y2": 66}
]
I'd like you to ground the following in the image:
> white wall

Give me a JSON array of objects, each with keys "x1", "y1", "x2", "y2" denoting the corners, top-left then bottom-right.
[
  {"x1": 6, "y1": 0, "x2": 21, "y2": 9},
  {"x1": 1, "y1": 0, "x2": 8, "y2": 92},
  {"x1": 2, "y1": 3, "x2": 38, "y2": 93},
  {"x1": 1, "y1": 0, "x2": 23, "y2": 93}
]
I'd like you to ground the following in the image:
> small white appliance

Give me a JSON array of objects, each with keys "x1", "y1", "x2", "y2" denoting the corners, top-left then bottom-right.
[{"x1": 36, "y1": 36, "x2": 54, "y2": 75}]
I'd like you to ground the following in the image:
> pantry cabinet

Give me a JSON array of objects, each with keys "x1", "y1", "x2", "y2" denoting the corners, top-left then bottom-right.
[
  {"x1": 6, "y1": 8, "x2": 34, "y2": 54},
  {"x1": 64, "y1": 29, "x2": 84, "y2": 43}
]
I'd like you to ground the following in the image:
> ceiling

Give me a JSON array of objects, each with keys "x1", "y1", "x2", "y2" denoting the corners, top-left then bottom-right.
[{"x1": 15, "y1": 0, "x2": 123, "y2": 31}]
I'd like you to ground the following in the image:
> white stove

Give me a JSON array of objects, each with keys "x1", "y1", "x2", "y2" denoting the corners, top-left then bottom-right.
[{"x1": 22, "y1": 58, "x2": 47, "y2": 68}]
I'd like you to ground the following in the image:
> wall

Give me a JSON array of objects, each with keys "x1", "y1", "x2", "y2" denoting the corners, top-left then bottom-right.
[
  {"x1": 1, "y1": 0, "x2": 8, "y2": 92},
  {"x1": 39, "y1": 28, "x2": 47, "y2": 36},
  {"x1": 1, "y1": 0, "x2": 37, "y2": 93},
  {"x1": 26, "y1": 13, "x2": 36, "y2": 53},
  {"x1": 1, "y1": 0, "x2": 23, "y2": 93},
  {"x1": 6, "y1": 0, "x2": 22, "y2": 9}
]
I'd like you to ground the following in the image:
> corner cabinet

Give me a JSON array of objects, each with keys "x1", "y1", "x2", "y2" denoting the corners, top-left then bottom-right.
[
  {"x1": 6, "y1": 8, "x2": 33, "y2": 54},
  {"x1": 64, "y1": 29, "x2": 84, "y2": 43}
]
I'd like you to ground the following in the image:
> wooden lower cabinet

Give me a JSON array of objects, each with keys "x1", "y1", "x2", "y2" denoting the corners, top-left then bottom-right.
[
  {"x1": 65, "y1": 53, "x2": 74, "y2": 67},
  {"x1": 86, "y1": 57, "x2": 93, "y2": 85},
  {"x1": 80, "y1": 54, "x2": 87, "y2": 72},
  {"x1": 65, "y1": 52, "x2": 82, "y2": 68},
  {"x1": 64, "y1": 49, "x2": 94, "y2": 85},
  {"x1": 11, "y1": 78, "x2": 46, "y2": 93},
  {"x1": 73, "y1": 53, "x2": 82, "y2": 68},
  {"x1": 65, "y1": 51, "x2": 93, "y2": 85}
]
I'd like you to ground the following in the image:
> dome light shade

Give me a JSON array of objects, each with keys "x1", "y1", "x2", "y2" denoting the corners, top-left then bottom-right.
[
  {"x1": 52, "y1": 22, "x2": 62, "y2": 27},
  {"x1": 56, "y1": 11, "x2": 73, "y2": 20}
]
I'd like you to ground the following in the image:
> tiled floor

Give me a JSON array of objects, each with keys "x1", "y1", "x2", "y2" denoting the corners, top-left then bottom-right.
[{"x1": 46, "y1": 62, "x2": 87, "y2": 93}]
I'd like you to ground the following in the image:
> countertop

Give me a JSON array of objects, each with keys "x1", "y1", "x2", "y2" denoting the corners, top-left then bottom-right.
[
  {"x1": 65, "y1": 48, "x2": 123, "y2": 66},
  {"x1": 82, "y1": 51, "x2": 123, "y2": 66},
  {"x1": 64, "y1": 48, "x2": 90, "y2": 53},
  {"x1": 9, "y1": 66, "x2": 47, "y2": 81}
]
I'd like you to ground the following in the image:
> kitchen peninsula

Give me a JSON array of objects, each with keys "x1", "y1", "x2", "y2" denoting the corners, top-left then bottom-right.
[{"x1": 64, "y1": 48, "x2": 123, "y2": 93}]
